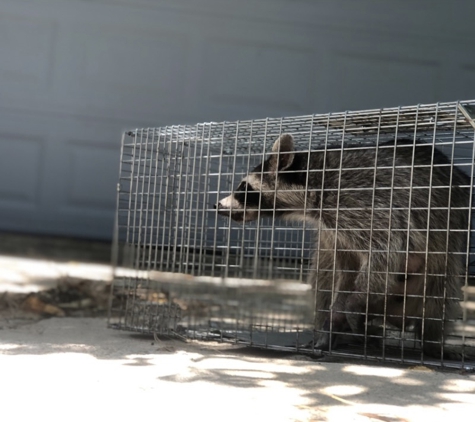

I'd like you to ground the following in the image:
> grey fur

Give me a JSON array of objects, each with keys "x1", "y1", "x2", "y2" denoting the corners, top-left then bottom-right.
[{"x1": 217, "y1": 134, "x2": 471, "y2": 357}]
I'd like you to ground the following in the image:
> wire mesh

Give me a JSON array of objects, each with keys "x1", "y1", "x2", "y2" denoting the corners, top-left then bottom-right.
[{"x1": 109, "y1": 100, "x2": 475, "y2": 369}]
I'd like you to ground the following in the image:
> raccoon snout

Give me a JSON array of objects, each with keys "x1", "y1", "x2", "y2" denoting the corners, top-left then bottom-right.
[
  {"x1": 214, "y1": 201, "x2": 227, "y2": 210},
  {"x1": 214, "y1": 201, "x2": 229, "y2": 215},
  {"x1": 215, "y1": 197, "x2": 257, "y2": 223},
  {"x1": 216, "y1": 195, "x2": 240, "y2": 210},
  {"x1": 215, "y1": 197, "x2": 243, "y2": 220}
]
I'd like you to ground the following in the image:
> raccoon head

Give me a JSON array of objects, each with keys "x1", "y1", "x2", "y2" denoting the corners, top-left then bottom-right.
[{"x1": 215, "y1": 134, "x2": 308, "y2": 223}]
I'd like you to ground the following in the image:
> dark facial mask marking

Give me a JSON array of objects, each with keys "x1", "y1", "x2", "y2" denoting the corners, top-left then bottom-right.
[{"x1": 234, "y1": 181, "x2": 261, "y2": 208}]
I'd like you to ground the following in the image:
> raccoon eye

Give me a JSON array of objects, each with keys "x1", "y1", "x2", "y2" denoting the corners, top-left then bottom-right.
[
  {"x1": 236, "y1": 181, "x2": 254, "y2": 192},
  {"x1": 234, "y1": 183, "x2": 261, "y2": 207}
]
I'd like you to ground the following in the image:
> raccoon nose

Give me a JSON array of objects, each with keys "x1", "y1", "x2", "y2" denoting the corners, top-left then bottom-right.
[{"x1": 214, "y1": 202, "x2": 222, "y2": 210}]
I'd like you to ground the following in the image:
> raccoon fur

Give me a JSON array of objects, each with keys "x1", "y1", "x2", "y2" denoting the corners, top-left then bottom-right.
[{"x1": 216, "y1": 134, "x2": 471, "y2": 358}]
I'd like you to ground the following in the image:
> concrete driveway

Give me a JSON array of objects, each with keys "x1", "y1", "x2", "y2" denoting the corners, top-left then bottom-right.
[{"x1": 1, "y1": 316, "x2": 475, "y2": 422}]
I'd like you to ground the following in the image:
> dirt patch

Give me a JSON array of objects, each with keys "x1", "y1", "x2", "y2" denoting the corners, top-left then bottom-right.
[{"x1": 0, "y1": 278, "x2": 112, "y2": 328}]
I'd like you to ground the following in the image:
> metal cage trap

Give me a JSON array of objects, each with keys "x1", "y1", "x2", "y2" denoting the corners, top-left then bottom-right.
[{"x1": 109, "y1": 100, "x2": 475, "y2": 369}]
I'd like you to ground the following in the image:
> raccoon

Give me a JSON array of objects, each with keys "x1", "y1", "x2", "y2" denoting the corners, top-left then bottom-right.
[{"x1": 216, "y1": 134, "x2": 471, "y2": 357}]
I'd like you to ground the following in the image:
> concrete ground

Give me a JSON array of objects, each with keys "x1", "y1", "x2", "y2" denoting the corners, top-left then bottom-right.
[
  {"x1": 1, "y1": 239, "x2": 475, "y2": 422},
  {"x1": 2, "y1": 317, "x2": 475, "y2": 422}
]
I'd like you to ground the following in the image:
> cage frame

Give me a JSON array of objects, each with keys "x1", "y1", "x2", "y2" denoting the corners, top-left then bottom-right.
[{"x1": 109, "y1": 100, "x2": 475, "y2": 370}]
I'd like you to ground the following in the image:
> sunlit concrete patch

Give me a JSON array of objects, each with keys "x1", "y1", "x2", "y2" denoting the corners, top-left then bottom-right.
[
  {"x1": 325, "y1": 403, "x2": 450, "y2": 422},
  {"x1": 390, "y1": 376, "x2": 425, "y2": 386},
  {"x1": 0, "y1": 351, "x2": 313, "y2": 422},
  {"x1": 322, "y1": 385, "x2": 367, "y2": 396},
  {"x1": 193, "y1": 356, "x2": 313, "y2": 374},
  {"x1": 0, "y1": 343, "x2": 21, "y2": 351},
  {"x1": 0, "y1": 255, "x2": 114, "y2": 292},
  {"x1": 343, "y1": 365, "x2": 406, "y2": 378},
  {"x1": 438, "y1": 402, "x2": 475, "y2": 414},
  {"x1": 437, "y1": 393, "x2": 475, "y2": 404},
  {"x1": 441, "y1": 378, "x2": 475, "y2": 392},
  {"x1": 222, "y1": 370, "x2": 276, "y2": 379},
  {"x1": 0, "y1": 254, "x2": 152, "y2": 294}
]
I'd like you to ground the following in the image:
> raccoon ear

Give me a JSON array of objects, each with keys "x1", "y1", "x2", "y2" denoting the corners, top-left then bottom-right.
[{"x1": 270, "y1": 134, "x2": 295, "y2": 171}]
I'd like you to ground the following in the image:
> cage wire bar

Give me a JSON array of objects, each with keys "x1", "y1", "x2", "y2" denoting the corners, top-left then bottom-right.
[{"x1": 109, "y1": 100, "x2": 475, "y2": 369}]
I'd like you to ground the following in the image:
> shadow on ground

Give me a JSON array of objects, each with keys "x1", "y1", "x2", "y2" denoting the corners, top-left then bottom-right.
[{"x1": 1, "y1": 317, "x2": 474, "y2": 422}]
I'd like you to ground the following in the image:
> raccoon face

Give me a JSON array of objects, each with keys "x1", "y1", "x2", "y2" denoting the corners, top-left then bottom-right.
[
  {"x1": 215, "y1": 134, "x2": 307, "y2": 223},
  {"x1": 215, "y1": 176, "x2": 263, "y2": 222}
]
